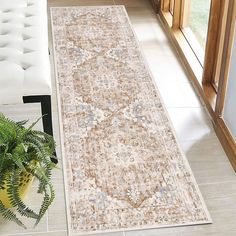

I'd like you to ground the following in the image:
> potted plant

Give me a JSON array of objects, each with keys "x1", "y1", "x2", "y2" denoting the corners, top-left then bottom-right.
[{"x1": 0, "y1": 113, "x2": 57, "y2": 228}]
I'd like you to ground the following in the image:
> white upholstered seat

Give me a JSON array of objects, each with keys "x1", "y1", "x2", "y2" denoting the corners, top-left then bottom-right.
[{"x1": 0, "y1": 0, "x2": 51, "y2": 104}]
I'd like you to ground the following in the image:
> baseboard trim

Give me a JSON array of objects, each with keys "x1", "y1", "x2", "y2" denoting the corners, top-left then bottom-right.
[{"x1": 214, "y1": 118, "x2": 236, "y2": 170}]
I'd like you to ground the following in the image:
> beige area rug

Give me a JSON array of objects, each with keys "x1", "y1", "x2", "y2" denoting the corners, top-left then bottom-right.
[{"x1": 51, "y1": 6, "x2": 211, "y2": 235}]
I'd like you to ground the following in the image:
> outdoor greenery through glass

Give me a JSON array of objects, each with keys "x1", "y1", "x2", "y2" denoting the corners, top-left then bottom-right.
[{"x1": 188, "y1": 0, "x2": 211, "y2": 50}]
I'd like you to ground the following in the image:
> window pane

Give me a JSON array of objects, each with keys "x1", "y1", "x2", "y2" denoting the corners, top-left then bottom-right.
[
  {"x1": 188, "y1": 0, "x2": 211, "y2": 50},
  {"x1": 170, "y1": 0, "x2": 174, "y2": 15},
  {"x1": 181, "y1": 0, "x2": 211, "y2": 64}
]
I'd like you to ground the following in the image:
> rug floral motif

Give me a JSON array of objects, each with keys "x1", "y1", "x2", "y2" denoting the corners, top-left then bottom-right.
[{"x1": 51, "y1": 6, "x2": 211, "y2": 235}]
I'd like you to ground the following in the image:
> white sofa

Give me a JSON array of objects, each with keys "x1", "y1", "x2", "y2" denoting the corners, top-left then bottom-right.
[{"x1": 0, "y1": 0, "x2": 54, "y2": 146}]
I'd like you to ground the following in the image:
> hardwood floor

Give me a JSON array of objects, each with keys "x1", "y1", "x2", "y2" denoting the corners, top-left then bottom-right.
[{"x1": 0, "y1": 0, "x2": 236, "y2": 235}]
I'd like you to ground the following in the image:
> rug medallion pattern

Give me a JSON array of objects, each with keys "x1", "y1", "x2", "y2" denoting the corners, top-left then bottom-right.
[{"x1": 51, "y1": 6, "x2": 211, "y2": 234}]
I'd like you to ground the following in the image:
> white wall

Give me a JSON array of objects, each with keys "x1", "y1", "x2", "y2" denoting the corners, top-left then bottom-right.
[{"x1": 223, "y1": 24, "x2": 236, "y2": 141}]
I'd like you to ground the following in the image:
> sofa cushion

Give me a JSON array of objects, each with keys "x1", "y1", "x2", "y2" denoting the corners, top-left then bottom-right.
[{"x1": 0, "y1": 0, "x2": 51, "y2": 104}]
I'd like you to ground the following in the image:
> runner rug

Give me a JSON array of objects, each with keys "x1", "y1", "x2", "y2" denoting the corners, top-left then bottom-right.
[{"x1": 51, "y1": 6, "x2": 211, "y2": 235}]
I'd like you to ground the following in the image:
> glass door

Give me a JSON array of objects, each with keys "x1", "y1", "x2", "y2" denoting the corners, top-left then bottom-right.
[{"x1": 180, "y1": 0, "x2": 211, "y2": 65}]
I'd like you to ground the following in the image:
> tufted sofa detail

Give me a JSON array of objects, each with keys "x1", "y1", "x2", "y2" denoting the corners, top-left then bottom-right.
[
  {"x1": 0, "y1": 0, "x2": 56, "y2": 161},
  {"x1": 0, "y1": 0, "x2": 51, "y2": 104}
]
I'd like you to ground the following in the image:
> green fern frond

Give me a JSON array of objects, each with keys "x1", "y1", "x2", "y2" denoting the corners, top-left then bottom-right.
[
  {"x1": 16, "y1": 119, "x2": 29, "y2": 127},
  {"x1": 6, "y1": 170, "x2": 39, "y2": 219},
  {"x1": 34, "y1": 182, "x2": 55, "y2": 227},
  {"x1": 36, "y1": 163, "x2": 53, "y2": 194},
  {"x1": 26, "y1": 116, "x2": 44, "y2": 133},
  {"x1": 0, "y1": 113, "x2": 56, "y2": 228},
  {"x1": 0, "y1": 201, "x2": 26, "y2": 229}
]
